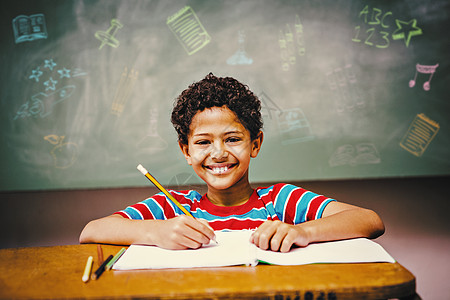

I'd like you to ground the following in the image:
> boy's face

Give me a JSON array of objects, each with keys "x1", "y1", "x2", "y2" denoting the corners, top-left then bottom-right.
[{"x1": 179, "y1": 106, "x2": 262, "y2": 191}]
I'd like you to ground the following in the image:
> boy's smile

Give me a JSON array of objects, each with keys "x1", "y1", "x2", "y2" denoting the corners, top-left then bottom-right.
[{"x1": 179, "y1": 106, "x2": 263, "y2": 206}]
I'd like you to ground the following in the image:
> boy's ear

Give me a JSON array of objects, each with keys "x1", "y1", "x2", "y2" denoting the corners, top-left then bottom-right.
[
  {"x1": 178, "y1": 141, "x2": 193, "y2": 165},
  {"x1": 250, "y1": 131, "x2": 264, "y2": 158}
]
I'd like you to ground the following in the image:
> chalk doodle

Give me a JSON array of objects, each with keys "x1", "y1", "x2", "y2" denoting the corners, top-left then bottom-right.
[
  {"x1": 278, "y1": 30, "x2": 290, "y2": 71},
  {"x1": 278, "y1": 15, "x2": 305, "y2": 71},
  {"x1": 329, "y1": 143, "x2": 380, "y2": 167},
  {"x1": 227, "y1": 30, "x2": 253, "y2": 65},
  {"x1": 43, "y1": 59, "x2": 57, "y2": 71},
  {"x1": 13, "y1": 59, "x2": 87, "y2": 120},
  {"x1": 111, "y1": 67, "x2": 139, "y2": 116},
  {"x1": 136, "y1": 107, "x2": 169, "y2": 152},
  {"x1": 400, "y1": 113, "x2": 439, "y2": 157},
  {"x1": 295, "y1": 15, "x2": 306, "y2": 56},
  {"x1": 29, "y1": 67, "x2": 43, "y2": 82},
  {"x1": 167, "y1": 6, "x2": 211, "y2": 55},
  {"x1": 392, "y1": 19, "x2": 423, "y2": 47},
  {"x1": 325, "y1": 64, "x2": 364, "y2": 113},
  {"x1": 44, "y1": 135, "x2": 79, "y2": 169},
  {"x1": 353, "y1": 5, "x2": 422, "y2": 48},
  {"x1": 409, "y1": 63, "x2": 439, "y2": 91},
  {"x1": 169, "y1": 172, "x2": 199, "y2": 191},
  {"x1": 12, "y1": 14, "x2": 48, "y2": 44},
  {"x1": 13, "y1": 85, "x2": 76, "y2": 120},
  {"x1": 258, "y1": 91, "x2": 283, "y2": 121},
  {"x1": 95, "y1": 19, "x2": 123, "y2": 50},
  {"x1": 278, "y1": 108, "x2": 314, "y2": 145},
  {"x1": 43, "y1": 77, "x2": 58, "y2": 91}
]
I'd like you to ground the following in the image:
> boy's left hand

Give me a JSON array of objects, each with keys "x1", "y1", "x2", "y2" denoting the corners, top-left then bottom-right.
[{"x1": 250, "y1": 220, "x2": 310, "y2": 252}]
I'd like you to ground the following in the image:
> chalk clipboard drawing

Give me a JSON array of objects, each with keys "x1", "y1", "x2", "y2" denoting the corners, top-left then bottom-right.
[
  {"x1": 400, "y1": 113, "x2": 439, "y2": 157},
  {"x1": 167, "y1": 6, "x2": 211, "y2": 55}
]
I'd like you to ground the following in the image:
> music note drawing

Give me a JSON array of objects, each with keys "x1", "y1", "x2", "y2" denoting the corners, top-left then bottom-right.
[{"x1": 409, "y1": 63, "x2": 439, "y2": 91}]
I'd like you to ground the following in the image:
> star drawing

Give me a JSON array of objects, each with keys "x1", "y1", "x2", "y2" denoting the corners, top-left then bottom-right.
[
  {"x1": 44, "y1": 77, "x2": 58, "y2": 91},
  {"x1": 29, "y1": 67, "x2": 43, "y2": 82},
  {"x1": 392, "y1": 19, "x2": 423, "y2": 47},
  {"x1": 43, "y1": 59, "x2": 57, "y2": 71},
  {"x1": 57, "y1": 68, "x2": 71, "y2": 78}
]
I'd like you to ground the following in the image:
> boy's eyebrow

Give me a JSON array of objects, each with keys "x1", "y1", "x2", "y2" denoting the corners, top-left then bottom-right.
[
  {"x1": 192, "y1": 130, "x2": 245, "y2": 137},
  {"x1": 224, "y1": 130, "x2": 245, "y2": 135}
]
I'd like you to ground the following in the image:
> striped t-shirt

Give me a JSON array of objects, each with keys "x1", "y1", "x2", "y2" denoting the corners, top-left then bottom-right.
[{"x1": 114, "y1": 183, "x2": 335, "y2": 231}]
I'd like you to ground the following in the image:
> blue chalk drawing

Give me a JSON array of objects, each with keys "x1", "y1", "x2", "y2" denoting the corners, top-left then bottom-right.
[
  {"x1": 44, "y1": 59, "x2": 57, "y2": 71},
  {"x1": 29, "y1": 67, "x2": 43, "y2": 82},
  {"x1": 44, "y1": 77, "x2": 58, "y2": 91},
  {"x1": 57, "y1": 68, "x2": 71, "y2": 79},
  {"x1": 277, "y1": 108, "x2": 315, "y2": 145},
  {"x1": 12, "y1": 14, "x2": 48, "y2": 44},
  {"x1": 15, "y1": 59, "x2": 87, "y2": 121},
  {"x1": 13, "y1": 85, "x2": 76, "y2": 120},
  {"x1": 227, "y1": 30, "x2": 253, "y2": 65}
]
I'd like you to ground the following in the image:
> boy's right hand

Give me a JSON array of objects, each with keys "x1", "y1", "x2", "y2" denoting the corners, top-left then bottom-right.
[{"x1": 150, "y1": 215, "x2": 215, "y2": 250}]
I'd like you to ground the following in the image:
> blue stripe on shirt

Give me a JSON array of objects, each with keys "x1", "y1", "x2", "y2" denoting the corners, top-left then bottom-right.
[{"x1": 274, "y1": 184, "x2": 297, "y2": 221}]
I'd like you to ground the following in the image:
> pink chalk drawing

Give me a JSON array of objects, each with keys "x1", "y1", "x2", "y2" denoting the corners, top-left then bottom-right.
[{"x1": 409, "y1": 63, "x2": 439, "y2": 91}]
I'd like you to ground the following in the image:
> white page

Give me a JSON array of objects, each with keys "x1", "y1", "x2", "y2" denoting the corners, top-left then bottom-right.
[
  {"x1": 255, "y1": 238, "x2": 396, "y2": 265},
  {"x1": 113, "y1": 230, "x2": 256, "y2": 270}
]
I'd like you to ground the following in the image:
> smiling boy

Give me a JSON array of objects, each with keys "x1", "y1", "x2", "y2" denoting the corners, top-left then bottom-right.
[{"x1": 80, "y1": 73, "x2": 384, "y2": 252}]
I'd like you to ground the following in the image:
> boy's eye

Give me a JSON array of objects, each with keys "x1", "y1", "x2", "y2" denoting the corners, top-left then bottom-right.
[
  {"x1": 195, "y1": 140, "x2": 210, "y2": 145},
  {"x1": 226, "y1": 137, "x2": 241, "y2": 143}
]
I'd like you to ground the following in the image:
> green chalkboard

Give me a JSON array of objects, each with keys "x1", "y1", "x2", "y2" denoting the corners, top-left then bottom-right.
[{"x1": 1, "y1": 0, "x2": 449, "y2": 191}]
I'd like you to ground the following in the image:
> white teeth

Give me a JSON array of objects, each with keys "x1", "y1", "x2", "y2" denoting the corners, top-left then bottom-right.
[{"x1": 211, "y1": 166, "x2": 228, "y2": 174}]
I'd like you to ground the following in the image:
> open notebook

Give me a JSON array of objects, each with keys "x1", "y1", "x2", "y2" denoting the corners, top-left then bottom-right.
[{"x1": 113, "y1": 230, "x2": 395, "y2": 270}]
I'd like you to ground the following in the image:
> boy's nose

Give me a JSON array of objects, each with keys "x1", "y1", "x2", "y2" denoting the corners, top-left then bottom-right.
[{"x1": 210, "y1": 142, "x2": 228, "y2": 160}]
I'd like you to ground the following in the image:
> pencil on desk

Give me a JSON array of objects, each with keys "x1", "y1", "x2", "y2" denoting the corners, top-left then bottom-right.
[
  {"x1": 137, "y1": 164, "x2": 217, "y2": 244},
  {"x1": 97, "y1": 244, "x2": 103, "y2": 266},
  {"x1": 92, "y1": 254, "x2": 113, "y2": 280},
  {"x1": 106, "y1": 248, "x2": 126, "y2": 271}
]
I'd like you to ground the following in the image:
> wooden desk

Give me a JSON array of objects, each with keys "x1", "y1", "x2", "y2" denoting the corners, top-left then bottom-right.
[{"x1": 0, "y1": 244, "x2": 418, "y2": 300}]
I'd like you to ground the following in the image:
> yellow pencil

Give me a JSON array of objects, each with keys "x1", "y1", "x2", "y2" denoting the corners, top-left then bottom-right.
[
  {"x1": 136, "y1": 164, "x2": 217, "y2": 244},
  {"x1": 137, "y1": 164, "x2": 193, "y2": 217}
]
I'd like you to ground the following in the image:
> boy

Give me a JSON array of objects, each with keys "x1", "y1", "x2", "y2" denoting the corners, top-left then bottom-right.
[{"x1": 80, "y1": 73, "x2": 384, "y2": 253}]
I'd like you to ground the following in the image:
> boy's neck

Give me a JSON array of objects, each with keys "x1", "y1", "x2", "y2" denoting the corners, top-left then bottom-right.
[{"x1": 206, "y1": 178, "x2": 254, "y2": 207}]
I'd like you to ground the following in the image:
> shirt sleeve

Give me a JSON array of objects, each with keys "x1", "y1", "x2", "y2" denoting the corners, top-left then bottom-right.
[
  {"x1": 271, "y1": 183, "x2": 336, "y2": 224},
  {"x1": 113, "y1": 191, "x2": 186, "y2": 220}
]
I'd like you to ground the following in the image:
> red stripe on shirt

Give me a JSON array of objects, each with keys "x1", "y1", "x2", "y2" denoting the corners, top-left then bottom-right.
[
  {"x1": 113, "y1": 211, "x2": 129, "y2": 218},
  {"x1": 306, "y1": 195, "x2": 328, "y2": 221},
  {"x1": 283, "y1": 188, "x2": 307, "y2": 224},
  {"x1": 209, "y1": 219, "x2": 266, "y2": 231}
]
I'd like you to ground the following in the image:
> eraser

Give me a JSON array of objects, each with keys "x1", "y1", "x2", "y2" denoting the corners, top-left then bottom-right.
[{"x1": 137, "y1": 164, "x2": 148, "y2": 175}]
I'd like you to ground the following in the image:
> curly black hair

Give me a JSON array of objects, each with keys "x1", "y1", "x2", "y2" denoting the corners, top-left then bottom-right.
[{"x1": 171, "y1": 73, "x2": 263, "y2": 145}]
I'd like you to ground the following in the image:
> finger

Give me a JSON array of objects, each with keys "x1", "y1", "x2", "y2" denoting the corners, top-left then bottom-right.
[
  {"x1": 182, "y1": 217, "x2": 215, "y2": 244},
  {"x1": 270, "y1": 226, "x2": 289, "y2": 252},
  {"x1": 171, "y1": 216, "x2": 211, "y2": 246},
  {"x1": 197, "y1": 219, "x2": 217, "y2": 242},
  {"x1": 279, "y1": 232, "x2": 295, "y2": 253},
  {"x1": 173, "y1": 234, "x2": 203, "y2": 250},
  {"x1": 253, "y1": 221, "x2": 279, "y2": 250}
]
